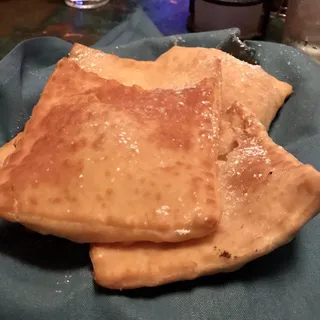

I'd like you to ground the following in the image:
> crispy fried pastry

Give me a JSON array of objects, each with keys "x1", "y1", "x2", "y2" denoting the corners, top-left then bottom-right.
[
  {"x1": 0, "y1": 60, "x2": 222, "y2": 244},
  {"x1": 90, "y1": 102, "x2": 320, "y2": 289},
  {"x1": 69, "y1": 43, "x2": 292, "y2": 128},
  {"x1": 4, "y1": 43, "x2": 291, "y2": 172}
]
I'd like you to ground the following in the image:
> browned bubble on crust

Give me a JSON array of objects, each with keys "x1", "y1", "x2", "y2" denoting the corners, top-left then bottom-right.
[
  {"x1": 96, "y1": 194, "x2": 104, "y2": 202},
  {"x1": 206, "y1": 184, "x2": 215, "y2": 192},
  {"x1": 51, "y1": 197, "x2": 62, "y2": 204},
  {"x1": 219, "y1": 251, "x2": 232, "y2": 259},
  {"x1": 105, "y1": 188, "x2": 113, "y2": 197},
  {"x1": 29, "y1": 196, "x2": 38, "y2": 206},
  {"x1": 92, "y1": 133, "x2": 105, "y2": 150},
  {"x1": 205, "y1": 198, "x2": 215, "y2": 205},
  {"x1": 143, "y1": 191, "x2": 151, "y2": 198}
]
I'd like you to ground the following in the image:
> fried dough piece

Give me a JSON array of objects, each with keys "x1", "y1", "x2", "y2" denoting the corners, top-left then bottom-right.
[
  {"x1": 0, "y1": 61, "x2": 223, "y2": 244},
  {"x1": 90, "y1": 102, "x2": 320, "y2": 289},
  {"x1": 69, "y1": 43, "x2": 292, "y2": 128},
  {"x1": 4, "y1": 46, "x2": 223, "y2": 161},
  {"x1": 6, "y1": 43, "x2": 291, "y2": 168}
]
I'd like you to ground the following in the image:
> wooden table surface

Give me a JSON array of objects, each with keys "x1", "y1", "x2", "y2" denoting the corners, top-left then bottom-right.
[{"x1": 0, "y1": 0, "x2": 283, "y2": 60}]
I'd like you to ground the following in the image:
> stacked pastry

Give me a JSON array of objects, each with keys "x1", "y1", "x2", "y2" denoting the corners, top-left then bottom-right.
[{"x1": 0, "y1": 44, "x2": 319, "y2": 290}]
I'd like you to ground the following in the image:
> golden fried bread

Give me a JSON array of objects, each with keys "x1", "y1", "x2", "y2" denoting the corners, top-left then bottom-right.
[
  {"x1": 69, "y1": 43, "x2": 292, "y2": 128},
  {"x1": 4, "y1": 43, "x2": 291, "y2": 171},
  {"x1": 90, "y1": 102, "x2": 320, "y2": 289},
  {"x1": 3, "y1": 44, "x2": 223, "y2": 162},
  {"x1": 157, "y1": 46, "x2": 292, "y2": 128},
  {"x1": 0, "y1": 60, "x2": 223, "y2": 244}
]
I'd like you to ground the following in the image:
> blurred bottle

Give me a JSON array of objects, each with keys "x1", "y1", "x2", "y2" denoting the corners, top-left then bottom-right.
[
  {"x1": 271, "y1": 0, "x2": 288, "y2": 18},
  {"x1": 188, "y1": 0, "x2": 266, "y2": 40},
  {"x1": 65, "y1": 0, "x2": 109, "y2": 9},
  {"x1": 283, "y1": 0, "x2": 320, "y2": 62}
]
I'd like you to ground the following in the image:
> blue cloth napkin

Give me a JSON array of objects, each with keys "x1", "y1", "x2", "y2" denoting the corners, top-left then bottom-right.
[{"x1": 0, "y1": 7, "x2": 319, "y2": 320}]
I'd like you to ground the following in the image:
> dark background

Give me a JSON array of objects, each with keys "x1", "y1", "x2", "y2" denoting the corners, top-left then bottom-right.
[{"x1": 0, "y1": 0, "x2": 284, "y2": 60}]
